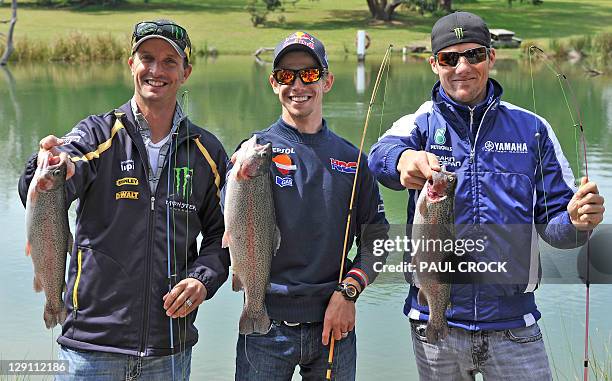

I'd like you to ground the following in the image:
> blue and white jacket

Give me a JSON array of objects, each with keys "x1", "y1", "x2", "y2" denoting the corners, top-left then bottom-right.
[{"x1": 368, "y1": 79, "x2": 586, "y2": 330}]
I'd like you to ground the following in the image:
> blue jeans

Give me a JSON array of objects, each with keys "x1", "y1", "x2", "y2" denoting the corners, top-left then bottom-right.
[
  {"x1": 235, "y1": 321, "x2": 356, "y2": 381},
  {"x1": 56, "y1": 345, "x2": 192, "y2": 381},
  {"x1": 410, "y1": 320, "x2": 553, "y2": 381}
]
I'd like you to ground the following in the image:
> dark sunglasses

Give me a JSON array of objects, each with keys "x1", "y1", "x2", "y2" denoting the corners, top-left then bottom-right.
[
  {"x1": 132, "y1": 21, "x2": 191, "y2": 61},
  {"x1": 436, "y1": 46, "x2": 489, "y2": 67},
  {"x1": 272, "y1": 68, "x2": 326, "y2": 85}
]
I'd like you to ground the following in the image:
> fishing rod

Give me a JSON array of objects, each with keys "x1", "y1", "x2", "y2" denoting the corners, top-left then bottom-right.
[
  {"x1": 165, "y1": 90, "x2": 192, "y2": 381},
  {"x1": 528, "y1": 45, "x2": 592, "y2": 381},
  {"x1": 326, "y1": 45, "x2": 393, "y2": 380}
]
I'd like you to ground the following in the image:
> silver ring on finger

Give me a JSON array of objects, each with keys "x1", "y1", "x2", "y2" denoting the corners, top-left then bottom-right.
[
  {"x1": 341, "y1": 331, "x2": 349, "y2": 338},
  {"x1": 185, "y1": 298, "x2": 193, "y2": 308}
]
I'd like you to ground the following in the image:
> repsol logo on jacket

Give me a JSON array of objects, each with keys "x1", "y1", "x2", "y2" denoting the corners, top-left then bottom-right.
[{"x1": 483, "y1": 141, "x2": 528, "y2": 154}]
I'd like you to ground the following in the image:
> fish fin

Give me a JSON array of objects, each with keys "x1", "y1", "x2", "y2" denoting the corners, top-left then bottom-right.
[
  {"x1": 67, "y1": 231, "x2": 74, "y2": 255},
  {"x1": 33, "y1": 275, "x2": 43, "y2": 293},
  {"x1": 59, "y1": 307, "x2": 68, "y2": 325},
  {"x1": 222, "y1": 231, "x2": 231, "y2": 249},
  {"x1": 25, "y1": 242, "x2": 31, "y2": 257},
  {"x1": 417, "y1": 289, "x2": 428, "y2": 307},
  {"x1": 239, "y1": 308, "x2": 271, "y2": 335},
  {"x1": 273, "y1": 225, "x2": 281, "y2": 255},
  {"x1": 232, "y1": 273, "x2": 243, "y2": 292}
]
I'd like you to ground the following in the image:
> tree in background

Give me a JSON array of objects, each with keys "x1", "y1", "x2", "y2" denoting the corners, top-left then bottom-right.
[
  {"x1": 0, "y1": 0, "x2": 17, "y2": 65},
  {"x1": 367, "y1": 0, "x2": 452, "y2": 21},
  {"x1": 366, "y1": 0, "x2": 404, "y2": 21},
  {"x1": 246, "y1": 0, "x2": 296, "y2": 27}
]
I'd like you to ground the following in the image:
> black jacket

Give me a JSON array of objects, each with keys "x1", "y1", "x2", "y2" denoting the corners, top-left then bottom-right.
[{"x1": 18, "y1": 101, "x2": 230, "y2": 356}]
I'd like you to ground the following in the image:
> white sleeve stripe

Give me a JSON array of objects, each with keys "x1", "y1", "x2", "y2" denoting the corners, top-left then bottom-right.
[{"x1": 379, "y1": 101, "x2": 433, "y2": 140}]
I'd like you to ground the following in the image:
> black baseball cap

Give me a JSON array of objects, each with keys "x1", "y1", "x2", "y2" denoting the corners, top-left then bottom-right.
[
  {"x1": 431, "y1": 12, "x2": 491, "y2": 54},
  {"x1": 273, "y1": 31, "x2": 329, "y2": 69},
  {"x1": 131, "y1": 19, "x2": 192, "y2": 63}
]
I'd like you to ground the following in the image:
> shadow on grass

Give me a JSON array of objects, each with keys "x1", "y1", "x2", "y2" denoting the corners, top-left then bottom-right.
[
  {"x1": 267, "y1": 9, "x2": 436, "y2": 32},
  {"x1": 463, "y1": 1, "x2": 612, "y2": 39}
]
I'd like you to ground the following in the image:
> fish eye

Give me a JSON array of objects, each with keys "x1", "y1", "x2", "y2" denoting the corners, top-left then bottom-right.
[{"x1": 52, "y1": 169, "x2": 61, "y2": 176}]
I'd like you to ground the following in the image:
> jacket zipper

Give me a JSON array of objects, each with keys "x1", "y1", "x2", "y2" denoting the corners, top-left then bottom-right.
[
  {"x1": 126, "y1": 115, "x2": 197, "y2": 356},
  {"x1": 140, "y1": 132, "x2": 194, "y2": 356},
  {"x1": 72, "y1": 249, "x2": 83, "y2": 318},
  {"x1": 128, "y1": 118, "x2": 156, "y2": 357},
  {"x1": 466, "y1": 101, "x2": 496, "y2": 323}
]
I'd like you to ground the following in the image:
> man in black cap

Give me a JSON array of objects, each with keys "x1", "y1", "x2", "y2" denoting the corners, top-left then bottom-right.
[
  {"x1": 369, "y1": 11, "x2": 604, "y2": 380},
  {"x1": 18, "y1": 20, "x2": 230, "y2": 380},
  {"x1": 230, "y1": 31, "x2": 388, "y2": 380}
]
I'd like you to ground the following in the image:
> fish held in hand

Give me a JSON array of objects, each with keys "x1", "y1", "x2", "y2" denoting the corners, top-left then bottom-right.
[
  {"x1": 25, "y1": 151, "x2": 72, "y2": 329},
  {"x1": 411, "y1": 169, "x2": 457, "y2": 344},
  {"x1": 223, "y1": 136, "x2": 280, "y2": 335}
]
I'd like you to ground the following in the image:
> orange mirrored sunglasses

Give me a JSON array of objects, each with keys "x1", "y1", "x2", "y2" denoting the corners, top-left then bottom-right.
[{"x1": 272, "y1": 68, "x2": 326, "y2": 85}]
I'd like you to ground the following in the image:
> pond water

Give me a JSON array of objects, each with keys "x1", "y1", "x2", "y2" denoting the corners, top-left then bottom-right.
[{"x1": 0, "y1": 55, "x2": 610, "y2": 380}]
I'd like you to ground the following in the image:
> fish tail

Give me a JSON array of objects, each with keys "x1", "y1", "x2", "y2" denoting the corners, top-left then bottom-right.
[
  {"x1": 426, "y1": 316, "x2": 449, "y2": 344},
  {"x1": 239, "y1": 309, "x2": 271, "y2": 335},
  {"x1": 43, "y1": 302, "x2": 67, "y2": 329}
]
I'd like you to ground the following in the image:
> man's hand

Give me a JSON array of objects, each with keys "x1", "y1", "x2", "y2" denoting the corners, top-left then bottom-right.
[
  {"x1": 397, "y1": 149, "x2": 440, "y2": 190},
  {"x1": 163, "y1": 278, "x2": 208, "y2": 319},
  {"x1": 568, "y1": 177, "x2": 605, "y2": 231},
  {"x1": 321, "y1": 279, "x2": 360, "y2": 345},
  {"x1": 38, "y1": 135, "x2": 75, "y2": 179}
]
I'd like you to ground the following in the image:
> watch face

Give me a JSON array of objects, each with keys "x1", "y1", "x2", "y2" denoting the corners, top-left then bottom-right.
[{"x1": 346, "y1": 286, "x2": 357, "y2": 298}]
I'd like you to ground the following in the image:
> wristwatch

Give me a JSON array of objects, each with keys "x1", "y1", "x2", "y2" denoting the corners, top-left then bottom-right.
[{"x1": 335, "y1": 282, "x2": 360, "y2": 302}]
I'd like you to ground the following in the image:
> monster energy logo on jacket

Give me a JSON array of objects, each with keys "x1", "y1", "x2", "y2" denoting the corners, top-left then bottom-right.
[{"x1": 175, "y1": 167, "x2": 193, "y2": 199}]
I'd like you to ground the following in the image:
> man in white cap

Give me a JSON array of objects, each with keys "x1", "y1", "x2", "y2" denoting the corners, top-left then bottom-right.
[{"x1": 18, "y1": 19, "x2": 230, "y2": 380}]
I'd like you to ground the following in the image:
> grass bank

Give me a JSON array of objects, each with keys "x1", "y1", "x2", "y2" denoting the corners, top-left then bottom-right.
[{"x1": 1, "y1": 0, "x2": 611, "y2": 61}]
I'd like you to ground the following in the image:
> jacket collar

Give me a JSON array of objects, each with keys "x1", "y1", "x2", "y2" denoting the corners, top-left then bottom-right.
[
  {"x1": 270, "y1": 117, "x2": 331, "y2": 145},
  {"x1": 431, "y1": 79, "x2": 503, "y2": 134},
  {"x1": 116, "y1": 101, "x2": 199, "y2": 143},
  {"x1": 432, "y1": 78, "x2": 502, "y2": 112}
]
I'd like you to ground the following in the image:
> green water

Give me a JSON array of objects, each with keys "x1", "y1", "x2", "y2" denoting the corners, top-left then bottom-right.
[{"x1": 0, "y1": 56, "x2": 610, "y2": 380}]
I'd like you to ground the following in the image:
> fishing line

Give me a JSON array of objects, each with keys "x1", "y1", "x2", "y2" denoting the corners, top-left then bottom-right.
[
  {"x1": 528, "y1": 48, "x2": 549, "y2": 221},
  {"x1": 378, "y1": 53, "x2": 392, "y2": 139},
  {"x1": 326, "y1": 45, "x2": 393, "y2": 380},
  {"x1": 180, "y1": 89, "x2": 191, "y2": 381},
  {"x1": 166, "y1": 116, "x2": 177, "y2": 381},
  {"x1": 528, "y1": 45, "x2": 592, "y2": 381}
]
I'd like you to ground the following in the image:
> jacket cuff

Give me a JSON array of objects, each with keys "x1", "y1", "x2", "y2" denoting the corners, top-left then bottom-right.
[{"x1": 187, "y1": 273, "x2": 218, "y2": 300}]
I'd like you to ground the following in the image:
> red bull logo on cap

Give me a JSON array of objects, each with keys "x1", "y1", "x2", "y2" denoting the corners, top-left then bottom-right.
[
  {"x1": 283, "y1": 31, "x2": 315, "y2": 50},
  {"x1": 330, "y1": 158, "x2": 357, "y2": 174}
]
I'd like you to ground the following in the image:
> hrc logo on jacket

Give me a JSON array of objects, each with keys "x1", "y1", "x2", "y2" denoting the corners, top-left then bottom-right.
[{"x1": 330, "y1": 158, "x2": 357, "y2": 174}]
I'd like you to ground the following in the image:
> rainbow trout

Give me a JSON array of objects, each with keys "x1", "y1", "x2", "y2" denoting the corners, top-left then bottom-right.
[
  {"x1": 223, "y1": 136, "x2": 280, "y2": 335},
  {"x1": 25, "y1": 151, "x2": 71, "y2": 329},
  {"x1": 411, "y1": 170, "x2": 457, "y2": 343}
]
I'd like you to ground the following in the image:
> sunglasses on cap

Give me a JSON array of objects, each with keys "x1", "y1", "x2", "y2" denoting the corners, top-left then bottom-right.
[
  {"x1": 132, "y1": 21, "x2": 191, "y2": 61},
  {"x1": 272, "y1": 68, "x2": 327, "y2": 85},
  {"x1": 436, "y1": 46, "x2": 489, "y2": 67}
]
